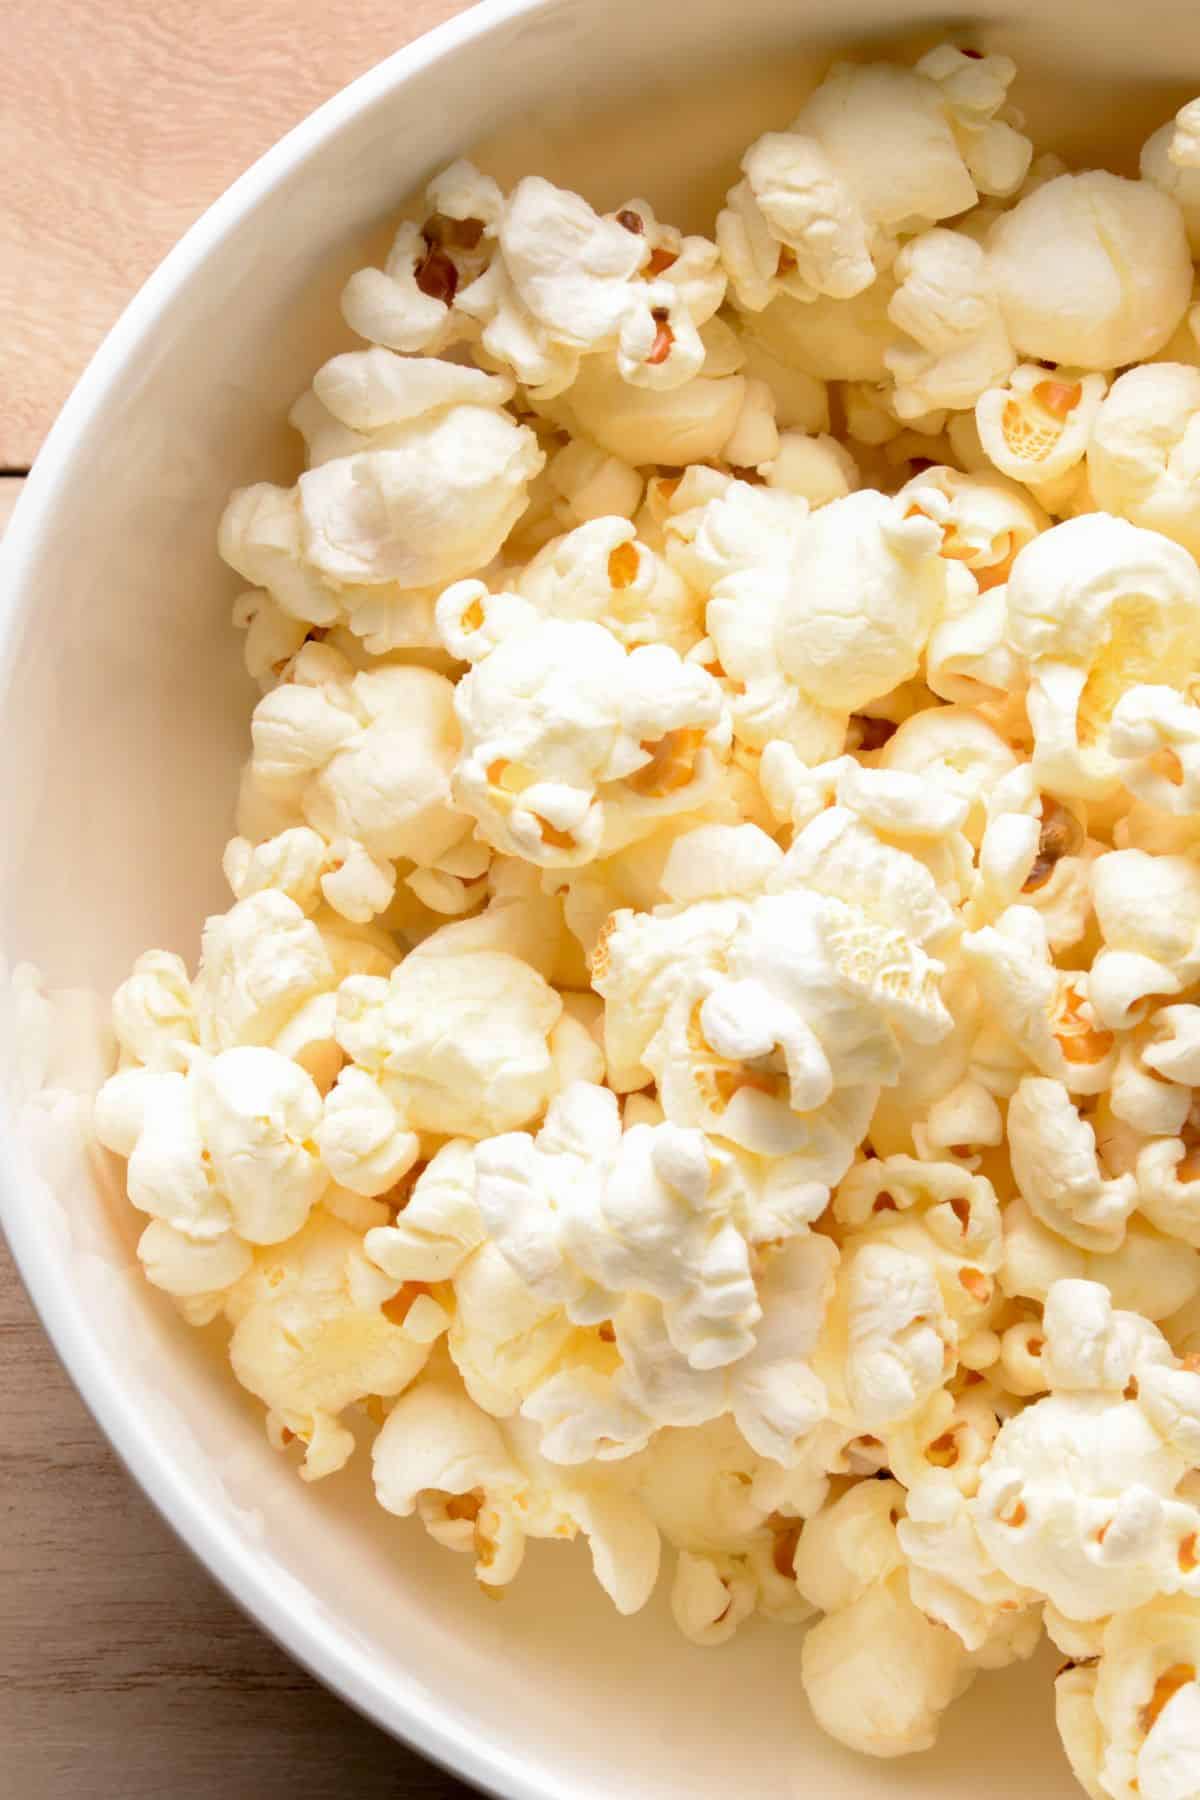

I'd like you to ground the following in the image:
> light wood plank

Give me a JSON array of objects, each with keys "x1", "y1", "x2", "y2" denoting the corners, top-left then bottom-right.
[
  {"x1": 0, "y1": 1236, "x2": 474, "y2": 1798},
  {"x1": 0, "y1": 0, "x2": 475, "y2": 467}
]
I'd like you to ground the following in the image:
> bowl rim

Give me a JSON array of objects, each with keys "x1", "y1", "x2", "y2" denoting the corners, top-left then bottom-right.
[{"x1": 0, "y1": 4, "x2": 572, "y2": 1794}]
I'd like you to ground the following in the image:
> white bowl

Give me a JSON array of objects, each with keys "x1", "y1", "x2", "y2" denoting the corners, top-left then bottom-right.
[{"x1": 2, "y1": 2, "x2": 1195, "y2": 1794}]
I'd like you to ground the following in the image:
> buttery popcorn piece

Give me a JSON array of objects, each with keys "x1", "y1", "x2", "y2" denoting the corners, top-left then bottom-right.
[{"x1": 987, "y1": 172, "x2": 1192, "y2": 370}]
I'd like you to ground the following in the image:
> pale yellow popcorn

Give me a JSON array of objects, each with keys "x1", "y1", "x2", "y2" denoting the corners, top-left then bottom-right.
[
  {"x1": 897, "y1": 463, "x2": 1048, "y2": 592},
  {"x1": 973, "y1": 1280, "x2": 1200, "y2": 1623},
  {"x1": 885, "y1": 228, "x2": 1015, "y2": 419},
  {"x1": 515, "y1": 516, "x2": 704, "y2": 654},
  {"x1": 707, "y1": 490, "x2": 965, "y2": 755},
  {"x1": 1001, "y1": 1197, "x2": 1200, "y2": 1323},
  {"x1": 247, "y1": 642, "x2": 469, "y2": 873},
  {"x1": 232, "y1": 588, "x2": 312, "y2": 691},
  {"x1": 220, "y1": 353, "x2": 543, "y2": 650},
  {"x1": 1007, "y1": 1075, "x2": 1138, "y2": 1252},
  {"x1": 192, "y1": 890, "x2": 336, "y2": 1052},
  {"x1": 975, "y1": 363, "x2": 1108, "y2": 490},
  {"x1": 719, "y1": 51, "x2": 1026, "y2": 315},
  {"x1": 987, "y1": 172, "x2": 1192, "y2": 370},
  {"x1": 225, "y1": 1207, "x2": 432, "y2": 1480},
  {"x1": 797, "y1": 1480, "x2": 973, "y2": 1757},
  {"x1": 746, "y1": 276, "x2": 897, "y2": 385},
  {"x1": 1005, "y1": 514, "x2": 1200, "y2": 802},
  {"x1": 1056, "y1": 1598, "x2": 1200, "y2": 1800},
  {"x1": 373, "y1": 1362, "x2": 660, "y2": 1611},
  {"x1": 1142, "y1": 101, "x2": 1200, "y2": 253},
  {"x1": 110, "y1": 949, "x2": 199, "y2": 1073},
  {"x1": 1089, "y1": 364, "x2": 1200, "y2": 559},
  {"x1": 963, "y1": 904, "x2": 1117, "y2": 1098},
  {"x1": 438, "y1": 590, "x2": 728, "y2": 868},
  {"x1": 335, "y1": 945, "x2": 563, "y2": 1139},
  {"x1": 762, "y1": 431, "x2": 859, "y2": 507}
]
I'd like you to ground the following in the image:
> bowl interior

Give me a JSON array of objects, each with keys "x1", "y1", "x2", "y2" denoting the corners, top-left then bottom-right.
[{"x1": 1, "y1": 1, "x2": 1195, "y2": 1794}]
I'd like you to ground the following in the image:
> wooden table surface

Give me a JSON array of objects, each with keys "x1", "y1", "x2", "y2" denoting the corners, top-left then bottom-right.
[{"x1": 1, "y1": 5, "x2": 481, "y2": 1793}]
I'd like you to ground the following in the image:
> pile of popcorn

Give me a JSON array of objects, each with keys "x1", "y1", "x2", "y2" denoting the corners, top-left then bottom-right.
[{"x1": 97, "y1": 42, "x2": 1200, "y2": 1787}]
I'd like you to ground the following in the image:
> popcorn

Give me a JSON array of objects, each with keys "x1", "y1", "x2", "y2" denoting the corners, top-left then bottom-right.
[
  {"x1": 515, "y1": 516, "x2": 704, "y2": 654},
  {"x1": 101, "y1": 43, "x2": 1200, "y2": 1774},
  {"x1": 522, "y1": 1233, "x2": 837, "y2": 1466},
  {"x1": 1092, "y1": 849, "x2": 1200, "y2": 1008},
  {"x1": 1007, "y1": 1076, "x2": 1138, "y2": 1252},
  {"x1": 226, "y1": 1207, "x2": 432, "y2": 1479},
  {"x1": 95, "y1": 1046, "x2": 328, "y2": 1248},
  {"x1": 1005, "y1": 514, "x2": 1200, "y2": 801},
  {"x1": 474, "y1": 1081, "x2": 827, "y2": 1380},
  {"x1": 796, "y1": 1481, "x2": 972, "y2": 1756},
  {"x1": 1142, "y1": 101, "x2": 1200, "y2": 252},
  {"x1": 549, "y1": 353, "x2": 749, "y2": 467},
  {"x1": 898, "y1": 1477, "x2": 1040, "y2": 1651},
  {"x1": 439, "y1": 593, "x2": 728, "y2": 867},
  {"x1": 232, "y1": 588, "x2": 311, "y2": 691},
  {"x1": 1001, "y1": 1197, "x2": 1200, "y2": 1323},
  {"x1": 896, "y1": 463, "x2": 1047, "y2": 592},
  {"x1": 314, "y1": 1065, "x2": 420, "y2": 1196},
  {"x1": 884, "y1": 229, "x2": 1015, "y2": 419},
  {"x1": 220, "y1": 354, "x2": 544, "y2": 649},
  {"x1": 594, "y1": 810, "x2": 953, "y2": 1167},
  {"x1": 247, "y1": 642, "x2": 469, "y2": 870},
  {"x1": 335, "y1": 946, "x2": 564, "y2": 1138},
  {"x1": 761, "y1": 431, "x2": 858, "y2": 507},
  {"x1": 1089, "y1": 364, "x2": 1200, "y2": 558},
  {"x1": 1056, "y1": 1598, "x2": 1200, "y2": 1800},
  {"x1": 340, "y1": 160, "x2": 500, "y2": 355},
  {"x1": 744, "y1": 276, "x2": 897, "y2": 383},
  {"x1": 973, "y1": 1279, "x2": 1200, "y2": 1620},
  {"x1": 706, "y1": 490, "x2": 967, "y2": 755},
  {"x1": 719, "y1": 51, "x2": 1025, "y2": 315},
  {"x1": 1137, "y1": 1136, "x2": 1200, "y2": 1250},
  {"x1": 365, "y1": 1140, "x2": 485, "y2": 1282},
  {"x1": 111, "y1": 949, "x2": 198, "y2": 1072},
  {"x1": 963, "y1": 907, "x2": 1117, "y2": 1096},
  {"x1": 373, "y1": 1362, "x2": 659, "y2": 1611},
  {"x1": 987, "y1": 173, "x2": 1193, "y2": 370},
  {"x1": 816, "y1": 1156, "x2": 1002, "y2": 1432},
  {"x1": 976, "y1": 362, "x2": 1108, "y2": 490},
  {"x1": 1109, "y1": 685, "x2": 1200, "y2": 818}
]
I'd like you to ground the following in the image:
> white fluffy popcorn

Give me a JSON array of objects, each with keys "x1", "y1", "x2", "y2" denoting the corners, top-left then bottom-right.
[
  {"x1": 226, "y1": 1207, "x2": 433, "y2": 1479},
  {"x1": 1089, "y1": 364, "x2": 1200, "y2": 558},
  {"x1": 474, "y1": 1080, "x2": 826, "y2": 1372},
  {"x1": 247, "y1": 641, "x2": 468, "y2": 873},
  {"x1": 974, "y1": 1279, "x2": 1200, "y2": 1620},
  {"x1": 1057, "y1": 1598, "x2": 1200, "y2": 1800},
  {"x1": 335, "y1": 944, "x2": 564, "y2": 1138},
  {"x1": 102, "y1": 58, "x2": 1200, "y2": 1790},
  {"x1": 884, "y1": 228, "x2": 1015, "y2": 420},
  {"x1": 516, "y1": 516, "x2": 703, "y2": 653},
  {"x1": 95, "y1": 1046, "x2": 328, "y2": 1248},
  {"x1": 438, "y1": 590, "x2": 727, "y2": 867},
  {"x1": 1005, "y1": 513, "x2": 1200, "y2": 801},
  {"x1": 976, "y1": 362, "x2": 1108, "y2": 490},
  {"x1": 719, "y1": 50, "x2": 1026, "y2": 315},
  {"x1": 373, "y1": 1361, "x2": 660, "y2": 1611},
  {"x1": 795, "y1": 1480, "x2": 973, "y2": 1756},
  {"x1": 220, "y1": 353, "x2": 544, "y2": 650},
  {"x1": 1142, "y1": 101, "x2": 1200, "y2": 252},
  {"x1": 706, "y1": 489, "x2": 967, "y2": 754},
  {"x1": 987, "y1": 172, "x2": 1192, "y2": 370}
]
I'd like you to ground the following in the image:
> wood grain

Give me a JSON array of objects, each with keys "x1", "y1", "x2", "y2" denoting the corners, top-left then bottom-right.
[
  {"x1": 0, "y1": 1227, "x2": 476, "y2": 1798},
  {"x1": 0, "y1": 0, "x2": 475, "y2": 467}
]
